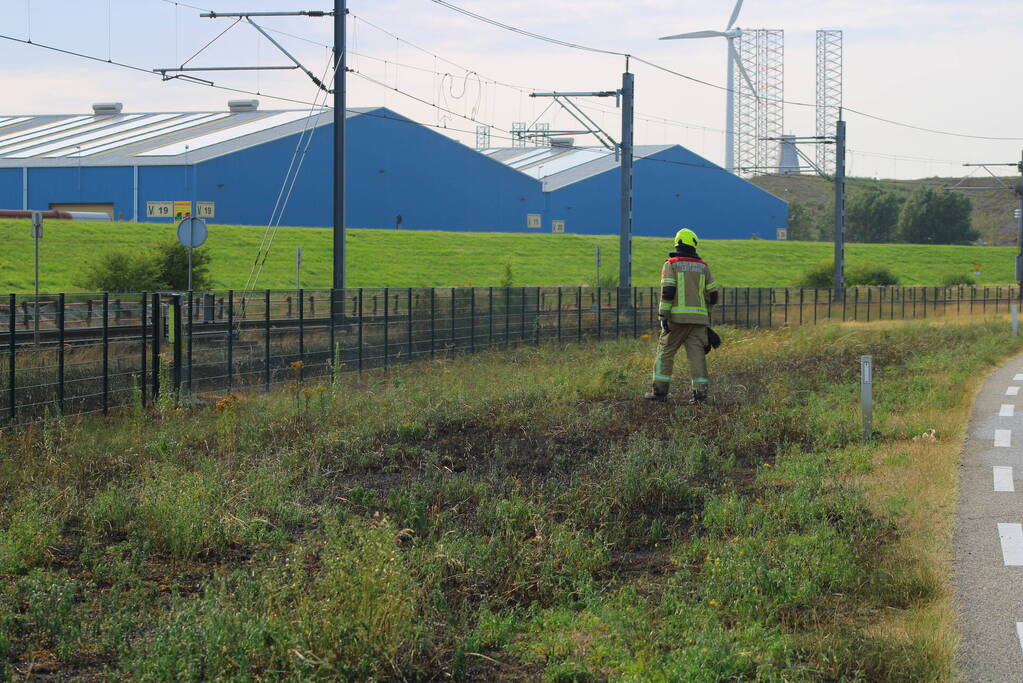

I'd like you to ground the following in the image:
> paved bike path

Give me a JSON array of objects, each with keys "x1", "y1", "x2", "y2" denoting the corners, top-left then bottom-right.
[{"x1": 954, "y1": 351, "x2": 1023, "y2": 681}]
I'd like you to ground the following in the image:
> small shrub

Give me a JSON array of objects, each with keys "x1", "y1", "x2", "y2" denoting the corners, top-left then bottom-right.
[
  {"x1": 940, "y1": 272, "x2": 976, "y2": 286},
  {"x1": 849, "y1": 265, "x2": 899, "y2": 286},
  {"x1": 795, "y1": 261, "x2": 899, "y2": 287},
  {"x1": 77, "y1": 240, "x2": 212, "y2": 292}
]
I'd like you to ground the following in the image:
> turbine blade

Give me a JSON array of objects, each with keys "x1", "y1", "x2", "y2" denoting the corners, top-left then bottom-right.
[
  {"x1": 726, "y1": 0, "x2": 744, "y2": 29},
  {"x1": 730, "y1": 42, "x2": 758, "y2": 95},
  {"x1": 660, "y1": 30, "x2": 728, "y2": 40}
]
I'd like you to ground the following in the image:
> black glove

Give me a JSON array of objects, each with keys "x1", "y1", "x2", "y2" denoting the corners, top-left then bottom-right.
[
  {"x1": 704, "y1": 327, "x2": 722, "y2": 353},
  {"x1": 659, "y1": 319, "x2": 670, "y2": 335}
]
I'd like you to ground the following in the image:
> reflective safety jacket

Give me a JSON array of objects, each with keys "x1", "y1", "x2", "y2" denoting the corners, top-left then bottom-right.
[{"x1": 658, "y1": 255, "x2": 718, "y2": 325}]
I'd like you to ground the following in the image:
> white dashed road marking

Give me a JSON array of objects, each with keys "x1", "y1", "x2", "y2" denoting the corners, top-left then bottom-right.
[
  {"x1": 1002, "y1": 404, "x2": 1016, "y2": 417},
  {"x1": 1017, "y1": 623, "x2": 1023, "y2": 655},
  {"x1": 1014, "y1": 374, "x2": 1023, "y2": 381},
  {"x1": 994, "y1": 467, "x2": 1015, "y2": 492},
  {"x1": 1009, "y1": 387, "x2": 1021, "y2": 396},
  {"x1": 996, "y1": 430, "x2": 1013, "y2": 448},
  {"x1": 998, "y1": 524, "x2": 1023, "y2": 566}
]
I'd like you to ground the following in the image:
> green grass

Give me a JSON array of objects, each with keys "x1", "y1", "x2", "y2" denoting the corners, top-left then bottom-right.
[
  {"x1": 0, "y1": 320, "x2": 1016, "y2": 679},
  {"x1": 0, "y1": 217, "x2": 1015, "y2": 292}
]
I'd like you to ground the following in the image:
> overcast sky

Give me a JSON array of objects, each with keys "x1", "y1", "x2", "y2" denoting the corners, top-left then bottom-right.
[{"x1": 1, "y1": 0, "x2": 1021, "y2": 181}]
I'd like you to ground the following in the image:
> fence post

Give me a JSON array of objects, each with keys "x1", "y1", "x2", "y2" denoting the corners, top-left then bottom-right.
[
  {"x1": 596, "y1": 287, "x2": 602, "y2": 340},
  {"x1": 298, "y1": 288, "x2": 305, "y2": 380},
  {"x1": 557, "y1": 287, "x2": 563, "y2": 343},
  {"x1": 534, "y1": 287, "x2": 541, "y2": 346},
  {"x1": 799, "y1": 288, "x2": 804, "y2": 326},
  {"x1": 450, "y1": 287, "x2": 457, "y2": 349},
  {"x1": 922, "y1": 287, "x2": 928, "y2": 319},
  {"x1": 520, "y1": 287, "x2": 527, "y2": 343},
  {"x1": 171, "y1": 294, "x2": 182, "y2": 398},
  {"x1": 358, "y1": 288, "x2": 365, "y2": 373},
  {"x1": 140, "y1": 293, "x2": 148, "y2": 407},
  {"x1": 56, "y1": 293, "x2": 65, "y2": 414},
  {"x1": 615, "y1": 287, "x2": 621, "y2": 338},
  {"x1": 488, "y1": 287, "x2": 494, "y2": 349},
  {"x1": 264, "y1": 290, "x2": 271, "y2": 392},
  {"x1": 429, "y1": 288, "x2": 435, "y2": 359},
  {"x1": 649, "y1": 287, "x2": 655, "y2": 329},
  {"x1": 384, "y1": 287, "x2": 390, "y2": 369},
  {"x1": 452, "y1": 286, "x2": 460, "y2": 349},
  {"x1": 578, "y1": 287, "x2": 583, "y2": 341},
  {"x1": 226, "y1": 290, "x2": 234, "y2": 389},
  {"x1": 409, "y1": 287, "x2": 415, "y2": 361},
  {"x1": 151, "y1": 292, "x2": 160, "y2": 402},
  {"x1": 866, "y1": 288, "x2": 871, "y2": 322},
  {"x1": 187, "y1": 291, "x2": 194, "y2": 397},
  {"x1": 8, "y1": 294, "x2": 15, "y2": 423},
  {"x1": 99, "y1": 293, "x2": 108, "y2": 415},
  {"x1": 784, "y1": 288, "x2": 789, "y2": 326},
  {"x1": 329, "y1": 288, "x2": 336, "y2": 370},
  {"x1": 469, "y1": 288, "x2": 476, "y2": 354}
]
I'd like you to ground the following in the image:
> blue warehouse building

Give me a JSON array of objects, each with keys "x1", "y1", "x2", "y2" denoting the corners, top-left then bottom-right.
[{"x1": 0, "y1": 101, "x2": 786, "y2": 239}]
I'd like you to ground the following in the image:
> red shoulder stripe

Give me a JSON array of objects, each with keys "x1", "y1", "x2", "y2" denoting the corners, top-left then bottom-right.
[{"x1": 666, "y1": 256, "x2": 707, "y2": 264}]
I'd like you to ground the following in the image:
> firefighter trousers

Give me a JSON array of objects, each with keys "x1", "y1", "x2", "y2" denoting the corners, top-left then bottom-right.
[{"x1": 651, "y1": 322, "x2": 708, "y2": 396}]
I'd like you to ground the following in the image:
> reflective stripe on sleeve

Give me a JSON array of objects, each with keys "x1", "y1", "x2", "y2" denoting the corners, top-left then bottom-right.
[{"x1": 653, "y1": 374, "x2": 672, "y2": 382}]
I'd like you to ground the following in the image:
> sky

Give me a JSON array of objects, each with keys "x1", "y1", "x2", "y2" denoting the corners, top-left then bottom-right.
[{"x1": 1, "y1": 0, "x2": 1021, "y2": 182}]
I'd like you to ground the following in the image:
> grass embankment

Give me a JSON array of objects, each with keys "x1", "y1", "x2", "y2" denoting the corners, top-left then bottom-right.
[
  {"x1": 1, "y1": 321, "x2": 1016, "y2": 679},
  {"x1": 1, "y1": 217, "x2": 1015, "y2": 292}
]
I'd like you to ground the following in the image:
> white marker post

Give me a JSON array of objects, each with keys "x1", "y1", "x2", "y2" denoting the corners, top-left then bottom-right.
[{"x1": 861, "y1": 355, "x2": 873, "y2": 442}]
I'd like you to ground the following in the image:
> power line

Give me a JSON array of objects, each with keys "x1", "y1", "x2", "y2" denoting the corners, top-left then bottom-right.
[
  {"x1": 428, "y1": 0, "x2": 627, "y2": 58},
  {"x1": 0, "y1": 31, "x2": 326, "y2": 108},
  {"x1": 426, "y1": 0, "x2": 1023, "y2": 143}
]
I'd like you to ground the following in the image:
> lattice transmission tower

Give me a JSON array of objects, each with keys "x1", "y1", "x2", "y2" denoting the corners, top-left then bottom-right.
[
  {"x1": 816, "y1": 30, "x2": 843, "y2": 175},
  {"x1": 733, "y1": 29, "x2": 784, "y2": 176}
]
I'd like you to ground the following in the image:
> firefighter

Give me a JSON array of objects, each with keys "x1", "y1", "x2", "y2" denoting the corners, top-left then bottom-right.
[{"x1": 644, "y1": 228, "x2": 719, "y2": 403}]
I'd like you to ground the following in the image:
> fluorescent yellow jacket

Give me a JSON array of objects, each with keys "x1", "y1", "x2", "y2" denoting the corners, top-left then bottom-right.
[{"x1": 658, "y1": 255, "x2": 718, "y2": 325}]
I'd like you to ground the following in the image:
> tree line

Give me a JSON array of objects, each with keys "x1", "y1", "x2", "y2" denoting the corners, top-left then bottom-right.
[{"x1": 786, "y1": 184, "x2": 979, "y2": 244}]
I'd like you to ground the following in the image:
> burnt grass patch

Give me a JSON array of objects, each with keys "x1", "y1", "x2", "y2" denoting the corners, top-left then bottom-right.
[{"x1": 0, "y1": 323, "x2": 1018, "y2": 680}]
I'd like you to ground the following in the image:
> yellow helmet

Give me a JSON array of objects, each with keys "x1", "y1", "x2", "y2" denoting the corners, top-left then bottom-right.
[{"x1": 674, "y1": 228, "x2": 699, "y2": 248}]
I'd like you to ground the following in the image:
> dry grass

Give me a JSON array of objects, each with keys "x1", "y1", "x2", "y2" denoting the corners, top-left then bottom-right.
[{"x1": 859, "y1": 368, "x2": 990, "y2": 681}]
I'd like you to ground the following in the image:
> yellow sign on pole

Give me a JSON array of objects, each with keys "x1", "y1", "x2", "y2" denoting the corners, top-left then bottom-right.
[{"x1": 173, "y1": 201, "x2": 192, "y2": 221}]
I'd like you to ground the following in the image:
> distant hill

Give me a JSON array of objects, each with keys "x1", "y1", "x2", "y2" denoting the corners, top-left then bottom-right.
[{"x1": 751, "y1": 174, "x2": 1020, "y2": 245}]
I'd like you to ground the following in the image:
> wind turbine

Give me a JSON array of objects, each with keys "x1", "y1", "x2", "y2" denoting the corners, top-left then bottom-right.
[{"x1": 660, "y1": 0, "x2": 757, "y2": 173}]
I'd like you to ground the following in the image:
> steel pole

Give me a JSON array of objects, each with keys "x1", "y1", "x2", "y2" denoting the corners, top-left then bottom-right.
[
  {"x1": 332, "y1": 0, "x2": 347, "y2": 291},
  {"x1": 619, "y1": 70, "x2": 634, "y2": 296},
  {"x1": 833, "y1": 118, "x2": 846, "y2": 300}
]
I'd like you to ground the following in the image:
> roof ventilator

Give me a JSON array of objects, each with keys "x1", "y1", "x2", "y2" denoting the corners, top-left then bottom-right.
[
  {"x1": 550, "y1": 137, "x2": 575, "y2": 148},
  {"x1": 228, "y1": 99, "x2": 260, "y2": 112},
  {"x1": 92, "y1": 102, "x2": 123, "y2": 115}
]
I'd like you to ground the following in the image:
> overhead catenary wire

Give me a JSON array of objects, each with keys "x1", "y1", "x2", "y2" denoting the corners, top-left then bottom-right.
[
  {"x1": 426, "y1": 0, "x2": 1023, "y2": 143},
  {"x1": 152, "y1": 1, "x2": 731, "y2": 144},
  {"x1": 245, "y1": 55, "x2": 337, "y2": 292}
]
